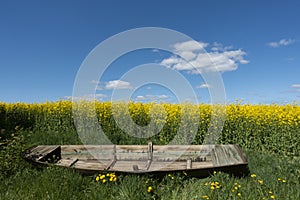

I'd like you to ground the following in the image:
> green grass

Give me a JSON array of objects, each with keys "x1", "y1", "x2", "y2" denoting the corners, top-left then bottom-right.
[{"x1": 1, "y1": 130, "x2": 299, "y2": 200}]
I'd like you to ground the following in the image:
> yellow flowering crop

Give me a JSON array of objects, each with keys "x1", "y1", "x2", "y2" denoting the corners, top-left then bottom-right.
[{"x1": 1, "y1": 101, "x2": 299, "y2": 157}]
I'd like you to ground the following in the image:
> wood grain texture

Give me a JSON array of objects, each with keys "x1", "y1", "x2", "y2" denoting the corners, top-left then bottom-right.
[{"x1": 22, "y1": 144, "x2": 248, "y2": 176}]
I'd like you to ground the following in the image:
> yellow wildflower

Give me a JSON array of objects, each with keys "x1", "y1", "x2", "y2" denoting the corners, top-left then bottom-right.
[
  {"x1": 100, "y1": 175, "x2": 106, "y2": 180},
  {"x1": 147, "y1": 186, "x2": 153, "y2": 193},
  {"x1": 251, "y1": 174, "x2": 257, "y2": 178}
]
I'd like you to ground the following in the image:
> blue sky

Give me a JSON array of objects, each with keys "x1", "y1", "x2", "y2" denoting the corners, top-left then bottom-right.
[{"x1": 0, "y1": 0, "x2": 299, "y2": 104}]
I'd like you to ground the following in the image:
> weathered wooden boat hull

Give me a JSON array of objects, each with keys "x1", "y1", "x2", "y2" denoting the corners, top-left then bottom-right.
[{"x1": 22, "y1": 144, "x2": 249, "y2": 177}]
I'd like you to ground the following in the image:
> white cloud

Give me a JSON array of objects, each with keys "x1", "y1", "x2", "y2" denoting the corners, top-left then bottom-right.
[
  {"x1": 135, "y1": 94, "x2": 169, "y2": 101},
  {"x1": 135, "y1": 95, "x2": 146, "y2": 101},
  {"x1": 290, "y1": 84, "x2": 300, "y2": 92},
  {"x1": 291, "y1": 84, "x2": 300, "y2": 88},
  {"x1": 197, "y1": 83, "x2": 211, "y2": 89},
  {"x1": 65, "y1": 93, "x2": 107, "y2": 101},
  {"x1": 268, "y1": 38, "x2": 295, "y2": 48},
  {"x1": 286, "y1": 57, "x2": 295, "y2": 61},
  {"x1": 281, "y1": 84, "x2": 300, "y2": 94},
  {"x1": 160, "y1": 40, "x2": 249, "y2": 74},
  {"x1": 104, "y1": 80, "x2": 132, "y2": 90},
  {"x1": 211, "y1": 42, "x2": 233, "y2": 52},
  {"x1": 94, "y1": 94, "x2": 107, "y2": 100},
  {"x1": 91, "y1": 80, "x2": 104, "y2": 90},
  {"x1": 174, "y1": 40, "x2": 208, "y2": 52},
  {"x1": 91, "y1": 80, "x2": 100, "y2": 85}
]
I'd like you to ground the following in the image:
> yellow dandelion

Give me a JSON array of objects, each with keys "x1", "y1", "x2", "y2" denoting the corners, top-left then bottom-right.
[
  {"x1": 251, "y1": 174, "x2": 257, "y2": 178},
  {"x1": 210, "y1": 186, "x2": 215, "y2": 190},
  {"x1": 102, "y1": 179, "x2": 106, "y2": 183},
  {"x1": 100, "y1": 175, "x2": 106, "y2": 180},
  {"x1": 258, "y1": 180, "x2": 263, "y2": 184},
  {"x1": 96, "y1": 176, "x2": 100, "y2": 182},
  {"x1": 147, "y1": 186, "x2": 153, "y2": 193},
  {"x1": 202, "y1": 195, "x2": 209, "y2": 199},
  {"x1": 282, "y1": 179, "x2": 286, "y2": 183},
  {"x1": 237, "y1": 193, "x2": 241, "y2": 197},
  {"x1": 270, "y1": 195, "x2": 275, "y2": 199}
]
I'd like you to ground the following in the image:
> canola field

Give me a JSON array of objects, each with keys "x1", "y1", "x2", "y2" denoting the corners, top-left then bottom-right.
[{"x1": 1, "y1": 101, "x2": 299, "y2": 156}]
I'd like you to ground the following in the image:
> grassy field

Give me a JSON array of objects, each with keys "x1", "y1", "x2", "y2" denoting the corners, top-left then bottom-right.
[{"x1": 0, "y1": 101, "x2": 299, "y2": 199}]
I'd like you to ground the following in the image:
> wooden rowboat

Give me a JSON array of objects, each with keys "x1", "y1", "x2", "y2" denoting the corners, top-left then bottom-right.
[{"x1": 22, "y1": 143, "x2": 248, "y2": 177}]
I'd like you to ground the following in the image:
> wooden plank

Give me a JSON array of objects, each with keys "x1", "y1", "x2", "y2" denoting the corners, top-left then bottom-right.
[
  {"x1": 60, "y1": 144, "x2": 213, "y2": 154},
  {"x1": 186, "y1": 159, "x2": 192, "y2": 169},
  {"x1": 72, "y1": 160, "x2": 107, "y2": 170},
  {"x1": 146, "y1": 141, "x2": 153, "y2": 170},
  {"x1": 224, "y1": 145, "x2": 244, "y2": 164},
  {"x1": 105, "y1": 145, "x2": 117, "y2": 170},
  {"x1": 57, "y1": 158, "x2": 78, "y2": 167},
  {"x1": 37, "y1": 146, "x2": 61, "y2": 162},
  {"x1": 234, "y1": 145, "x2": 248, "y2": 163},
  {"x1": 133, "y1": 165, "x2": 139, "y2": 171},
  {"x1": 148, "y1": 161, "x2": 213, "y2": 171},
  {"x1": 211, "y1": 145, "x2": 246, "y2": 166}
]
